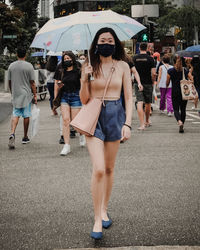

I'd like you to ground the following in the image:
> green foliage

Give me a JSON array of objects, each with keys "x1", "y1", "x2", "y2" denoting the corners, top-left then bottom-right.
[
  {"x1": 0, "y1": 3, "x2": 24, "y2": 53},
  {"x1": 6, "y1": 0, "x2": 40, "y2": 52},
  {"x1": 158, "y1": 5, "x2": 200, "y2": 45},
  {"x1": 113, "y1": 0, "x2": 200, "y2": 46}
]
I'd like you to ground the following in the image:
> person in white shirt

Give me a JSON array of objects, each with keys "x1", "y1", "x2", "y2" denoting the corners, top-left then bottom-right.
[{"x1": 157, "y1": 54, "x2": 173, "y2": 116}]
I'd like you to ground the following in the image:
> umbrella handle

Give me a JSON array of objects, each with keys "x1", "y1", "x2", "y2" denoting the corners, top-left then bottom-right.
[{"x1": 87, "y1": 49, "x2": 94, "y2": 81}]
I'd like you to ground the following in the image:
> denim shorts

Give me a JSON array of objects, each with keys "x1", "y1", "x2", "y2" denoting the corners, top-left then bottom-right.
[
  {"x1": 13, "y1": 103, "x2": 32, "y2": 118},
  {"x1": 94, "y1": 99, "x2": 125, "y2": 142},
  {"x1": 61, "y1": 91, "x2": 82, "y2": 108},
  {"x1": 135, "y1": 83, "x2": 153, "y2": 103}
]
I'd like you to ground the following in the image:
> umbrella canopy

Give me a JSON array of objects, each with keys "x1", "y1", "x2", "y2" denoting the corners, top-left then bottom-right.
[
  {"x1": 176, "y1": 50, "x2": 200, "y2": 57},
  {"x1": 30, "y1": 10, "x2": 146, "y2": 52},
  {"x1": 185, "y1": 45, "x2": 200, "y2": 52},
  {"x1": 31, "y1": 51, "x2": 44, "y2": 57}
]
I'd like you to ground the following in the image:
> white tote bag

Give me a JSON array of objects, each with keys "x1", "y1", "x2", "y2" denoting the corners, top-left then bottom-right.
[{"x1": 31, "y1": 104, "x2": 40, "y2": 138}]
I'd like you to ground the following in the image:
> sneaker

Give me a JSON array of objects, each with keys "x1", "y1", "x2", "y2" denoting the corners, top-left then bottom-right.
[
  {"x1": 22, "y1": 137, "x2": 30, "y2": 144},
  {"x1": 79, "y1": 135, "x2": 86, "y2": 147},
  {"x1": 179, "y1": 124, "x2": 184, "y2": 133},
  {"x1": 168, "y1": 112, "x2": 173, "y2": 117},
  {"x1": 70, "y1": 130, "x2": 76, "y2": 138},
  {"x1": 8, "y1": 134, "x2": 15, "y2": 149},
  {"x1": 59, "y1": 135, "x2": 65, "y2": 144},
  {"x1": 160, "y1": 110, "x2": 165, "y2": 114},
  {"x1": 60, "y1": 144, "x2": 71, "y2": 156}
]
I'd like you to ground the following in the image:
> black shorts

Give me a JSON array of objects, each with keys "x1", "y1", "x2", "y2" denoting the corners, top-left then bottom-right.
[{"x1": 135, "y1": 84, "x2": 153, "y2": 104}]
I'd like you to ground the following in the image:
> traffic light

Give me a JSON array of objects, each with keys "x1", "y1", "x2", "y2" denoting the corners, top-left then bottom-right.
[
  {"x1": 137, "y1": 30, "x2": 149, "y2": 42},
  {"x1": 141, "y1": 33, "x2": 149, "y2": 42}
]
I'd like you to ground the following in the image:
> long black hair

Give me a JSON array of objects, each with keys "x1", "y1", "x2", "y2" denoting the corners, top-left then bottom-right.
[
  {"x1": 46, "y1": 56, "x2": 58, "y2": 72},
  {"x1": 88, "y1": 27, "x2": 126, "y2": 77}
]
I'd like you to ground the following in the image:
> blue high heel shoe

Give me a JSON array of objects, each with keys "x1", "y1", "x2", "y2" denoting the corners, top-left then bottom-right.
[
  {"x1": 90, "y1": 231, "x2": 103, "y2": 240},
  {"x1": 102, "y1": 217, "x2": 112, "y2": 229}
]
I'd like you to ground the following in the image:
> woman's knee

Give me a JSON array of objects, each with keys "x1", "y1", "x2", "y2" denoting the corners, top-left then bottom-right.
[
  {"x1": 105, "y1": 166, "x2": 114, "y2": 176},
  {"x1": 62, "y1": 116, "x2": 70, "y2": 126},
  {"x1": 93, "y1": 168, "x2": 105, "y2": 181}
]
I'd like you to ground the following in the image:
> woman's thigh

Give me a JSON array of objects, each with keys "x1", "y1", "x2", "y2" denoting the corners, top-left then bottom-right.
[
  {"x1": 61, "y1": 104, "x2": 71, "y2": 121},
  {"x1": 104, "y1": 141, "x2": 120, "y2": 168},
  {"x1": 86, "y1": 136, "x2": 105, "y2": 170},
  {"x1": 71, "y1": 108, "x2": 81, "y2": 120}
]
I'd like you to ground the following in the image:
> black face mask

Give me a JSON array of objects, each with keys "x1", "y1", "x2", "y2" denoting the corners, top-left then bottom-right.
[
  {"x1": 96, "y1": 44, "x2": 115, "y2": 57},
  {"x1": 63, "y1": 60, "x2": 73, "y2": 68}
]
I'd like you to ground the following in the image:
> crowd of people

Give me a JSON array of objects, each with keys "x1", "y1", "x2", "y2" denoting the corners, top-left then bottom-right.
[{"x1": 7, "y1": 27, "x2": 200, "y2": 240}]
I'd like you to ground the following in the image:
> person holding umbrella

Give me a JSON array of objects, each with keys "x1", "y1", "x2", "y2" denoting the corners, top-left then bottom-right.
[{"x1": 80, "y1": 27, "x2": 133, "y2": 239}]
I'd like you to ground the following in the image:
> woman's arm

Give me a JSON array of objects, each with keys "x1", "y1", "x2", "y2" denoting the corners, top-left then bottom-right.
[
  {"x1": 157, "y1": 66, "x2": 162, "y2": 85},
  {"x1": 166, "y1": 73, "x2": 171, "y2": 87},
  {"x1": 79, "y1": 64, "x2": 93, "y2": 104},
  {"x1": 188, "y1": 68, "x2": 194, "y2": 81},
  {"x1": 131, "y1": 66, "x2": 143, "y2": 91},
  {"x1": 123, "y1": 62, "x2": 133, "y2": 126}
]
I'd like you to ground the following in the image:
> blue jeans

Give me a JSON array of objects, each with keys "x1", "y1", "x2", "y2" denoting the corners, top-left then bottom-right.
[{"x1": 61, "y1": 91, "x2": 82, "y2": 108}]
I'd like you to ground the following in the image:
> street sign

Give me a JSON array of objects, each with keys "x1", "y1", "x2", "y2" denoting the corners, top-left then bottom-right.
[
  {"x1": 3, "y1": 35, "x2": 17, "y2": 39},
  {"x1": 131, "y1": 4, "x2": 159, "y2": 18}
]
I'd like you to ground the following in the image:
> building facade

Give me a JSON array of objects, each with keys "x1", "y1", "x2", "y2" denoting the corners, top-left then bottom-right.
[
  {"x1": 38, "y1": 0, "x2": 50, "y2": 18},
  {"x1": 53, "y1": 0, "x2": 115, "y2": 18}
]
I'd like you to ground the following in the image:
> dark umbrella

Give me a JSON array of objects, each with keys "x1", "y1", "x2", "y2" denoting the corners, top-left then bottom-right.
[
  {"x1": 176, "y1": 50, "x2": 200, "y2": 57},
  {"x1": 185, "y1": 45, "x2": 200, "y2": 51}
]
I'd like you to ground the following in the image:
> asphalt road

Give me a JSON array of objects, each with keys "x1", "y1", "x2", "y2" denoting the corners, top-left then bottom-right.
[{"x1": 0, "y1": 97, "x2": 200, "y2": 250}]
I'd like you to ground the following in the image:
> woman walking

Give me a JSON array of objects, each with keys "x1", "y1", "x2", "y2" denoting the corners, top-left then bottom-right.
[
  {"x1": 46, "y1": 56, "x2": 58, "y2": 115},
  {"x1": 54, "y1": 51, "x2": 85, "y2": 155},
  {"x1": 166, "y1": 56, "x2": 193, "y2": 133},
  {"x1": 80, "y1": 27, "x2": 133, "y2": 239},
  {"x1": 157, "y1": 54, "x2": 173, "y2": 116}
]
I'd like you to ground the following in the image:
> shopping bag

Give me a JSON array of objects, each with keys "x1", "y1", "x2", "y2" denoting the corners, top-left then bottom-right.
[
  {"x1": 31, "y1": 104, "x2": 40, "y2": 138},
  {"x1": 70, "y1": 98, "x2": 102, "y2": 136},
  {"x1": 180, "y1": 68, "x2": 198, "y2": 100}
]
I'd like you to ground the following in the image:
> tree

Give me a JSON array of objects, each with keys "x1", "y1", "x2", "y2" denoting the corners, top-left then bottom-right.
[
  {"x1": 158, "y1": 5, "x2": 200, "y2": 46},
  {"x1": 112, "y1": 0, "x2": 176, "y2": 40},
  {"x1": 9, "y1": 0, "x2": 40, "y2": 49},
  {"x1": 0, "y1": 2, "x2": 24, "y2": 54}
]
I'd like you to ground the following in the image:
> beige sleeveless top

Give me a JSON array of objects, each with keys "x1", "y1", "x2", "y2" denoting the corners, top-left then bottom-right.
[{"x1": 90, "y1": 61, "x2": 124, "y2": 100}]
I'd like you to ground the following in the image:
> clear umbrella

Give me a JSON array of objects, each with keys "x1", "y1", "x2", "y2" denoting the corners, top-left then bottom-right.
[{"x1": 30, "y1": 10, "x2": 145, "y2": 53}]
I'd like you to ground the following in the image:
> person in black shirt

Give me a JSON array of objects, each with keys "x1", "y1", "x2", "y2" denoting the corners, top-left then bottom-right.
[
  {"x1": 166, "y1": 56, "x2": 193, "y2": 133},
  {"x1": 54, "y1": 51, "x2": 86, "y2": 155},
  {"x1": 133, "y1": 43, "x2": 156, "y2": 130}
]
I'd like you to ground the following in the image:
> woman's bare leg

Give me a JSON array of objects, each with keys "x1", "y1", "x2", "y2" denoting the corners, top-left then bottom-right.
[
  {"x1": 86, "y1": 136, "x2": 105, "y2": 233},
  {"x1": 102, "y1": 140, "x2": 120, "y2": 221},
  {"x1": 137, "y1": 102, "x2": 145, "y2": 129},
  {"x1": 61, "y1": 104, "x2": 71, "y2": 144},
  {"x1": 70, "y1": 107, "x2": 81, "y2": 120}
]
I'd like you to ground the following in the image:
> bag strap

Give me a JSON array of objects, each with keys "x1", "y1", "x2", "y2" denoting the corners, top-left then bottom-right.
[
  {"x1": 101, "y1": 66, "x2": 115, "y2": 106},
  {"x1": 182, "y1": 67, "x2": 186, "y2": 80}
]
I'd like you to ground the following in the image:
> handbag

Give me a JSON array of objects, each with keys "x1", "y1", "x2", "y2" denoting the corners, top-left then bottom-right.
[
  {"x1": 180, "y1": 68, "x2": 198, "y2": 100},
  {"x1": 70, "y1": 67, "x2": 115, "y2": 136},
  {"x1": 52, "y1": 85, "x2": 63, "y2": 110}
]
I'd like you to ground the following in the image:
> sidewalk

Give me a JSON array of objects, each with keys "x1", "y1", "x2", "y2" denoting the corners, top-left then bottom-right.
[{"x1": 0, "y1": 97, "x2": 200, "y2": 250}]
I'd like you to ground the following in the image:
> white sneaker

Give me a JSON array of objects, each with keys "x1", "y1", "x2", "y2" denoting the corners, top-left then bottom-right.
[
  {"x1": 168, "y1": 112, "x2": 173, "y2": 117},
  {"x1": 160, "y1": 110, "x2": 165, "y2": 114},
  {"x1": 79, "y1": 135, "x2": 86, "y2": 147},
  {"x1": 60, "y1": 144, "x2": 71, "y2": 156}
]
